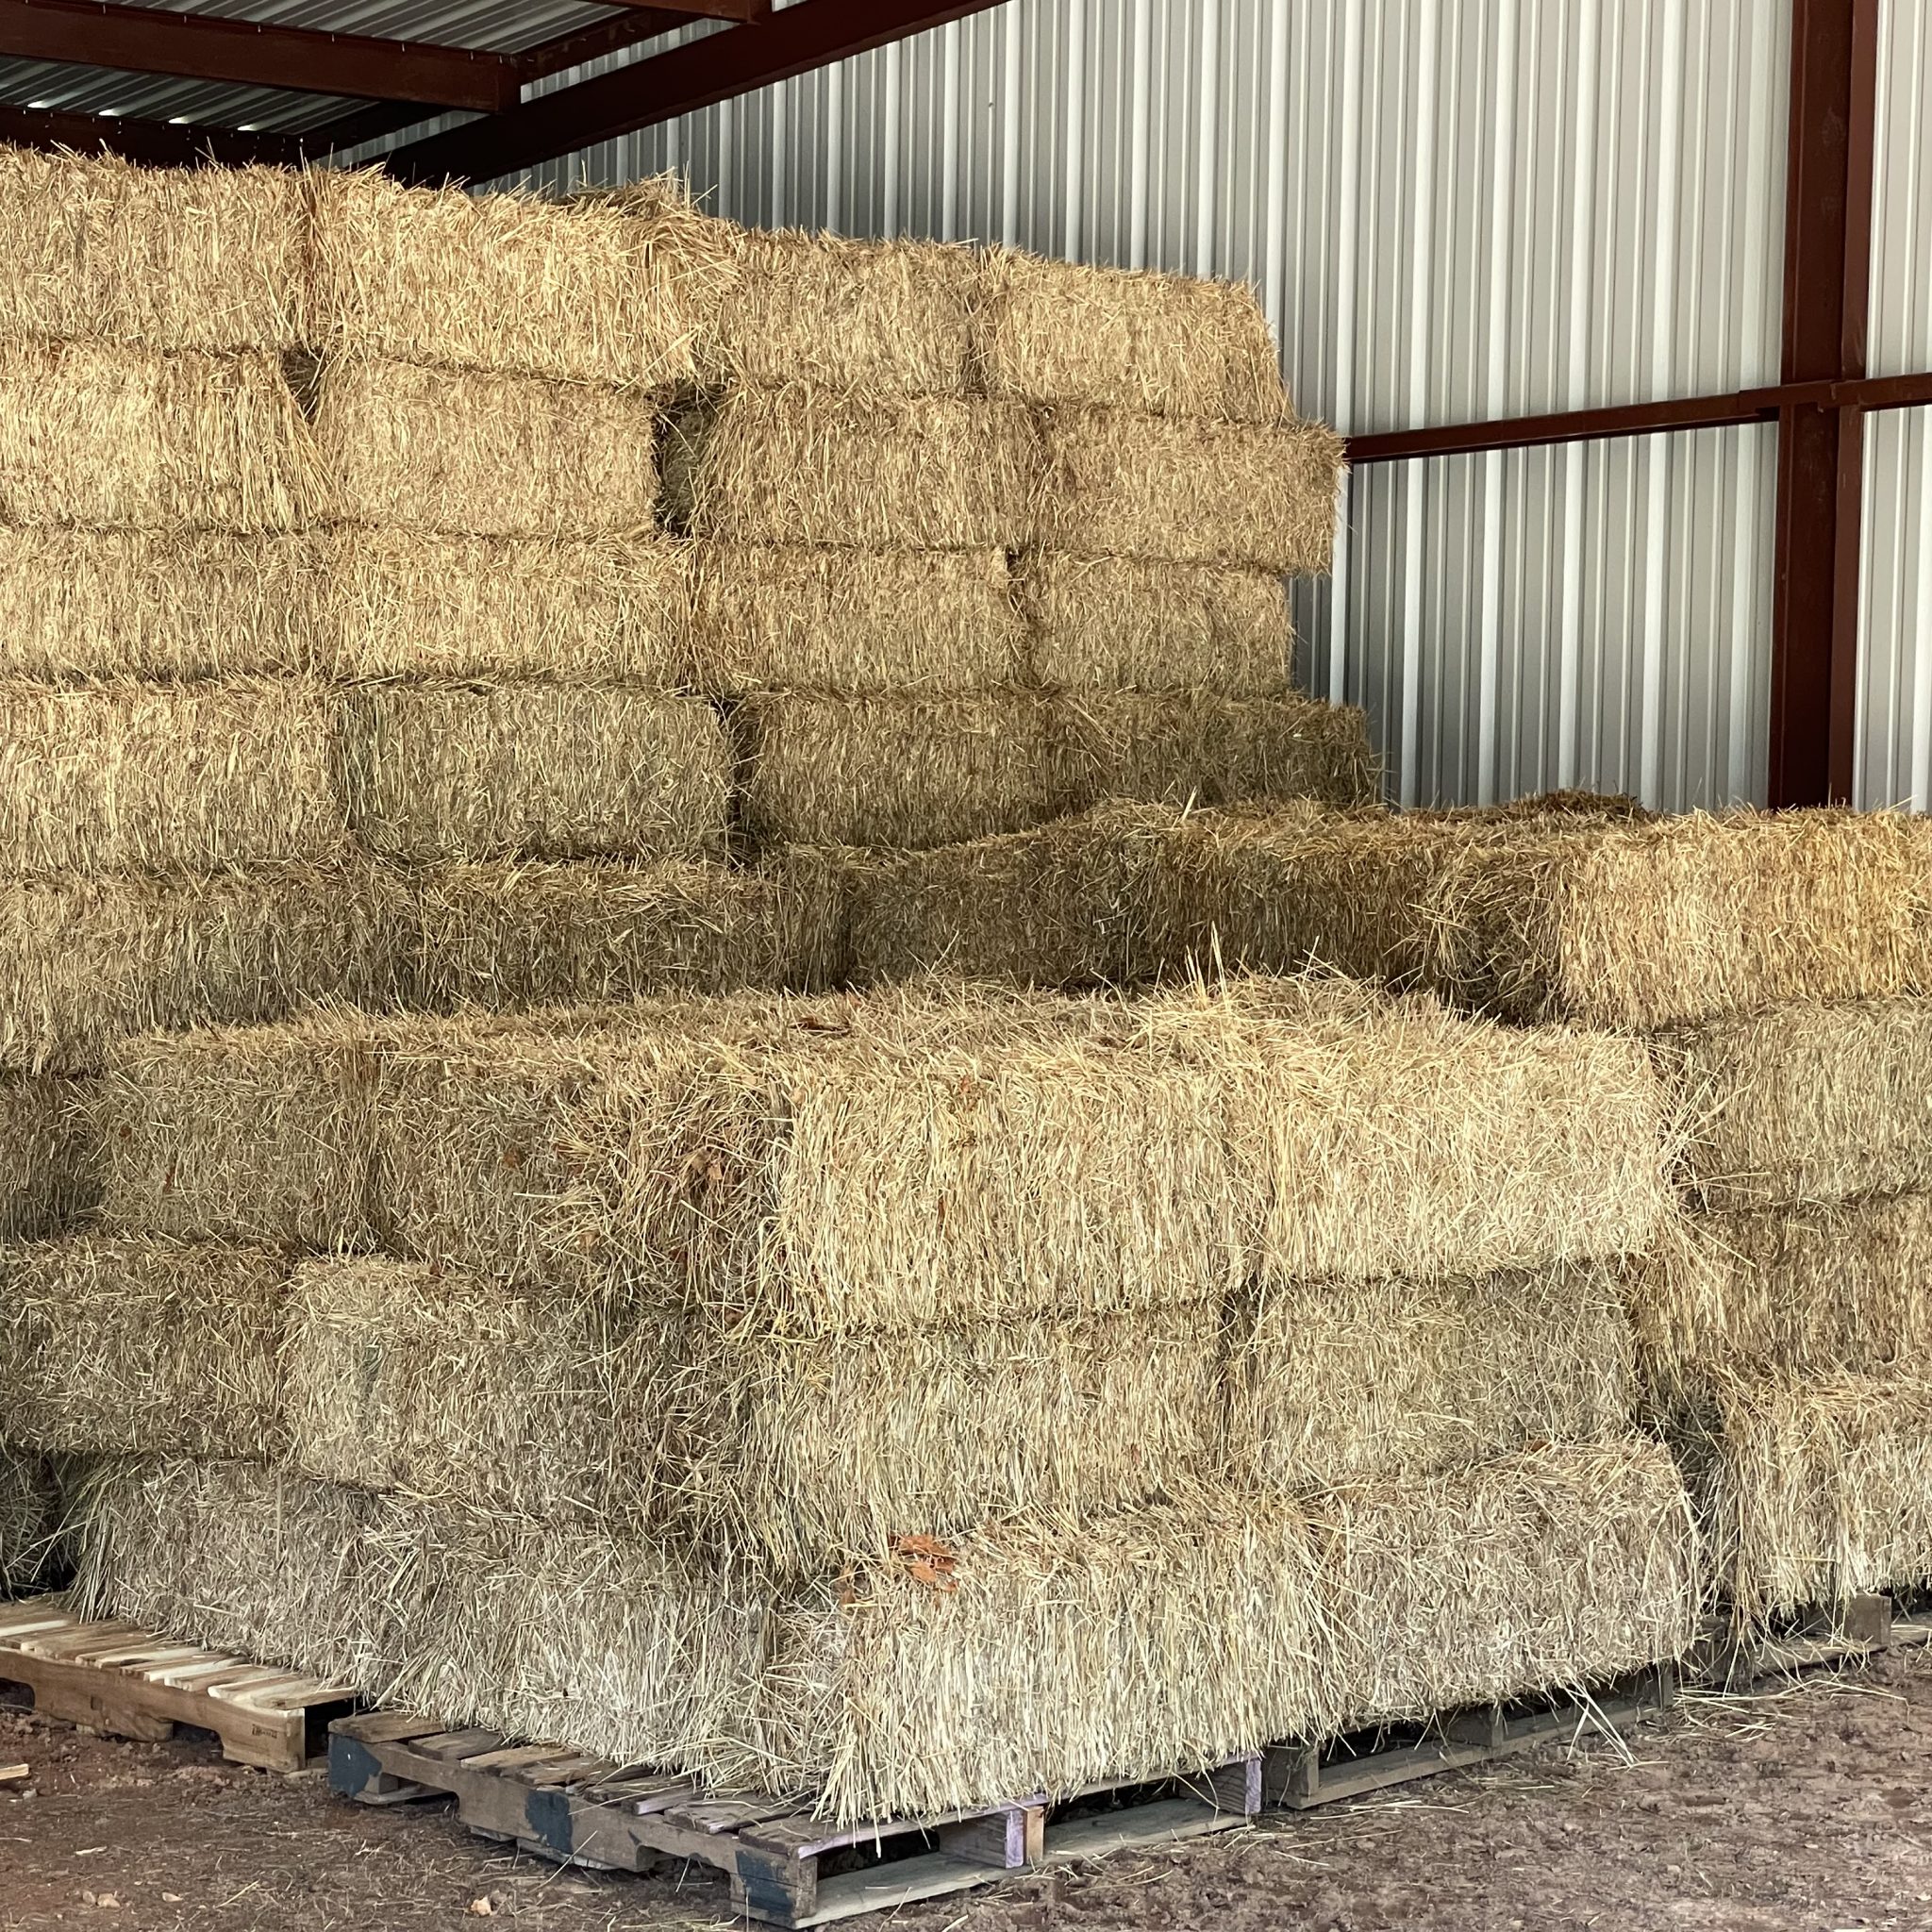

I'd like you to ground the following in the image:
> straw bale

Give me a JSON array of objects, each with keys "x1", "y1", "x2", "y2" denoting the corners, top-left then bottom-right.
[
  {"x1": 0, "y1": 529, "x2": 324, "y2": 679},
  {"x1": 1231, "y1": 1261, "x2": 1638, "y2": 1491},
  {"x1": 0, "y1": 1445, "x2": 58, "y2": 1591},
  {"x1": 1311, "y1": 1438, "x2": 1700, "y2": 1725},
  {"x1": 0, "y1": 1073, "x2": 95, "y2": 1240},
  {"x1": 975, "y1": 250, "x2": 1291, "y2": 421},
  {"x1": 664, "y1": 388, "x2": 1037, "y2": 550},
  {"x1": 323, "y1": 531, "x2": 692, "y2": 684},
  {"x1": 711, "y1": 226, "x2": 976, "y2": 393},
  {"x1": 309, "y1": 357, "x2": 659, "y2": 538},
  {"x1": 0, "y1": 341, "x2": 318, "y2": 531},
  {"x1": 1017, "y1": 552, "x2": 1292, "y2": 693},
  {"x1": 0, "y1": 147, "x2": 306, "y2": 351},
  {"x1": 308, "y1": 168, "x2": 732, "y2": 387},
  {"x1": 0, "y1": 678, "x2": 342, "y2": 874},
  {"x1": 339, "y1": 686, "x2": 729, "y2": 865},
  {"x1": 1038, "y1": 405, "x2": 1341, "y2": 574},
  {"x1": 691, "y1": 542, "x2": 1023, "y2": 692},
  {"x1": 0, "y1": 1237, "x2": 287, "y2": 1461}
]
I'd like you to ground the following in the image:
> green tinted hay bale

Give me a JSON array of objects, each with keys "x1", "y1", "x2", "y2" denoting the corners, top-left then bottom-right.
[
  {"x1": 0, "y1": 1445, "x2": 58, "y2": 1591},
  {"x1": 0, "y1": 1074, "x2": 95, "y2": 1241}
]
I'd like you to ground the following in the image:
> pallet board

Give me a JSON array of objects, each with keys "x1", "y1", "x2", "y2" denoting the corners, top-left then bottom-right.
[{"x1": 1695, "y1": 1591, "x2": 1932, "y2": 1689}]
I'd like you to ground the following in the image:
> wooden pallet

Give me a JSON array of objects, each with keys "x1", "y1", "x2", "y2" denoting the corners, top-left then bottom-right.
[
  {"x1": 328, "y1": 1712, "x2": 1260, "y2": 1928},
  {"x1": 1262, "y1": 1661, "x2": 1677, "y2": 1809},
  {"x1": 1695, "y1": 1591, "x2": 1932, "y2": 1689},
  {"x1": 0, "y1": 1600, "x2": 358, "y2": 1773}
]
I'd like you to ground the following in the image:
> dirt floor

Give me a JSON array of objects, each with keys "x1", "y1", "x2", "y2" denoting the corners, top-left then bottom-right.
[{"x1": 5, "y1": 1654, "x2": 1932, "y2": 1932}]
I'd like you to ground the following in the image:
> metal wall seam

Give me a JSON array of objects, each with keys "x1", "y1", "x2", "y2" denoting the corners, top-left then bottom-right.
[
  {"x1": 1855, "y1": 407, "x2": 1932, "y2": 807},
  {"x1": 1872, "y1": 0, "x2": 1932, "y2": 375}
]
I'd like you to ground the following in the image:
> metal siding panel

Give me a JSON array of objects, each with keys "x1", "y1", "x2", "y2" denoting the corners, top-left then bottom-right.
[
  {"x1": 1856, "y1": 406, "x2": 1932, "y2": 806},
  {"x1": 1873, "y1": 0, "x2": 1932, "y2": 375}
]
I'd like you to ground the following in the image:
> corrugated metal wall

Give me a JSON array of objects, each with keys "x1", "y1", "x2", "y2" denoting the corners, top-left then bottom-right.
[{"x1": 1856, "y1": 407, "x2": 1932, "y2": 808}]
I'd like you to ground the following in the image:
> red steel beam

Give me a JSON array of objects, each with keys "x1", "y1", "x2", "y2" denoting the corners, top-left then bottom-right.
[{"x1": 591, "y1": 1, "x2": 770, "y2": 16}]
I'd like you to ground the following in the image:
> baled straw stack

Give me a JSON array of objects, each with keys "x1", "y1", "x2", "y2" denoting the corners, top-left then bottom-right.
[
  {"x1": 664, "y1": 388, "x2": 1037, "y2": 550},
  {"x1": 975, "y1": 250, "x2": 1291, "y2": 421},
  {"x1": 1, "y1": 1072, "x2": 94, "y2": 1239},
  {"x1": 0, "y1": 1236, "x2": 287, "y2": 1460},
  {"x1": 0, "y1": 1447, "x2": 58, "y2": 1593},
  {"x1": 1037, "y1": 406, "x2": 1341, "y2": 574},
  {"x1": 308, "y1": 169, "x2": 733, "y2": 387},
  {"x1": 690, "y1": 543, "x2": 1024, "y2": 692},
  {"x1": 0, "y1": 146, "x2": 306, "y2": 351},
  {"x1": 1017, "y1": 552, "x2": 1293, "y2": 694},
  {"x1": 308, "y1": 357, "x2": 659, "y2": 537},
  {"x1": 0, "y1": 679, "x2": 341, "y2": 874},
  {"x1": 338, "y1": 686, "x2": 730, "y2": 864},
  {"x1": 0, "y1": 341, "x2": 317, "y2": 531}
]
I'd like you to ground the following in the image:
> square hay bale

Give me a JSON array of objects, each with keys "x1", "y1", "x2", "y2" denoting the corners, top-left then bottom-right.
[
  {"x1": 309, "y1": 357, "x2": 660, "y2": 538},
  {"x1": 0, "y1": 1445, "x2": 58, "y2": 1592},
  {"x1": 1663, "y1": 998, "x2": 1932, "y2": 1209},
  {"x1": 1017, "y1": 552, "x2": 1293, "y2": 693},
  {"x1": 975, "y1": 250, "x2": 1291, "y2": 421},
  {"x1": 338, "y1": 686, "x2": 730, "y2": 865},
  {"x1": 322, "y1": 531, "x2": 692, "y2": 684},
  {"x1": 0, "y1": 1074, "x2": 95, "y2": 1241},
  {"x1": 0, "y1": 679, "x2": 343, "y2": 874},
  {"x1": 308, "y1": 168, "x2": 732, "y2": 387},
  {"x1": 1230, "y1": 1261, "x2": 1638, "y2": 1491},
  {"x1": 0, "y1": 1238, "x2": 288, "y2": 1461},
  {"x1": 690, "y1": 542, "x2": 1024, "y2": 692},
  {"x1": 0, "y1": 529, "x2": 325, "y2": 679},
  {"x1": 664, "y1": 388, "x2": 1038, "y2": 550},
  {"x1": 710, "y1": 226, "x2": 977, "y2": 392},
  {"x1": 1309, "y1": 1438, "x2": 1700, "y2": 1725},
  {"x1": 1038, "y1": 406, "x2": 1341, "y2": 574},
  {"x1": 0, "y1": 341, "x2": 318, "y2": 531},
  {"x1": 0, "y1": 147, "x2": 307, "y2": 351}
]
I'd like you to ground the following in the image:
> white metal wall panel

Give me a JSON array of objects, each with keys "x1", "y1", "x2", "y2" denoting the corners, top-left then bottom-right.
[
  {"x1": 1856, "y1": 408, "x2": 1932, "y2": 807},
  {"x1": 1872, "y1": 0, "x2": 1932, "y2": 376}
]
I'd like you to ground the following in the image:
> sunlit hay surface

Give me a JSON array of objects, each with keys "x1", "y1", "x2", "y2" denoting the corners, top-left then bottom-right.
[
  {"x1": 0, "y1": 1072, "x2": 97, "y2": 1241},
  {"x1": 1230, "y1": 1261, "x2": 1639, "y2": 1491},
  {"x1": 338, "y1": 685, "x2": 730, "y2": 865},
  {"x1": 663, "y1": 387, "x2": 1039, "y2": 550},
  {"x1": 0, "y1": 678, "x2": 343, "y2": 874},
  {"x1": 1018, "y1": 552, "x2": 1293, "y2": 694},
  {"x1": 0, "y1": 341, "x2": 318, "y2": 532},
  {"x1": 975, "y1": 249, "x2": 1291, "y2": 421},
  {"x1": 323, "y1": 530, "x2": 693, "y2": 684},
  {"x1": 0, "y1": 147, "x2": 307, "y2": 351},
  {"x1": 690, "y1": 542, "x2": 1024, "y2": 692},
  {"x1": 1037, "y1": 405, "x2": 1341, "y2": 575},
  {"x1": 0, "y1": 1446, "x2": 58, "y2": 1593},
  {"x1": 309, "y1": 168, "x2": 732, "y2": 388},
  {"x1": 0, "y1": 1237, "x2": 288, "y2": 1461},
  {"x1": 310, "y1": 356, "x2": 660, "y2": 538},
  {"x1": 1310, "y1": 1437, "x2": 1701, "y2": 1725}
]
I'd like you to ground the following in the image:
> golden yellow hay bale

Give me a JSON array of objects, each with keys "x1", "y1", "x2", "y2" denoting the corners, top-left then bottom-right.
[
  {"x1": 664, "y1": 387, "x2": 1038, "y2": 549},
  {"x1": 0, "y1": 678, "x2": 343, "y2": 874},
  {"x1": 1310, "y1": 1438, "x2": 1699, "y2": 1724},
  {"x1": 1231, "y1": 1262, "x2": 1638, "y2": 1491},
  {"x1": 309, "y1": 357, "x2": 659, "y2": 537},
  {"x1": 0, "y1": 147, "x2": 307, "y2": 350},
  {"x1": 338, "y1": 685, "x2": 729, "y2": 865},
  {"x1": 308, "y1": 168, "x2": 732, "y2": 387},
  {"x1": 0, "y1": 1236, "x2": 287, "y2": 1460},
  {"x1": 0, "y1": 341, "x2": 317, "y2": 531},
  {"x1": 710, "y1": 225, "x2": 977, "y2": 392},
  {"x1": 1038, "y1": 406, "x2": 1341, "y2": 573},
  {"x1": 0, "y1": 529, "x2": 325, "y2": 678},
  {"x1": 0, "y1": 1445, "x2": 58, "y2": 1591},
  {"x1": 1017, "y1": 552, "x2": 1293, "y2": 692},
  {"x1": 976, "y1": 250, "x2": 1291, "y2": 420},
  {"x1": 323, "y1": 531, "x2": 693, "y2": 684},
  {"x1": 690, "y1": 542, "x2": 1024, "y2": 691}
]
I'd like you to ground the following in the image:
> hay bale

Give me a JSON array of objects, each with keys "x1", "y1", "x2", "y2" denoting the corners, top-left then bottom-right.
[
  {"x1": 0, "y1": 529, "x2": 324, "y2": 679},
  {"x1": 1038, "y1": 406, "x2": 1341, "y2": 573},
  {"x1": 691, "y1": 542, "x2": 1024, "y2": 692},
  {"x1": 0, "y1": 678, "x2": 342, "y2": 874},
  {"x1": 1017, "y1": 552, "x2": 1292, "y2": 693},
  {"x1": 1310, "y1": 1438, "x2": 1699, "y2": 1724},
  {"x1": 0, "y1": 341, "x2": 317, "y2": 531},
  {"x1": 1231, "y1": 1262, "x2": 1638, "y2": 1491},
  {"x1": 0, "y1": 1237, "x2": 287, "y2": 1460},
  {"x1": 309, "y1": 357, "x2": 659, "y2": 538},
  {"x1": 664, "y1": 388, "x2": 1037, "y2": 550},
  {"x1": 308, "y1": 168, "x2": 732, "y2": 387},
  {"x1": 338, "y1": 686, "x2": 729, "y2": 865},
  {"x1": 0, "y1": 147, "x2": 306, "y2": 351},
  {"x1": 0, "y1": 1074, "x2": 95, "y2": 1241},
  {"x1": 324, "y1": 531, "x2": 692, "y2": 684},
  {"x1": 0, "y1": 1446, "x2": 58, "y2": 1592},
  {"x1": 975, "y1": 250, "x2": 1291, "y2": 420}
]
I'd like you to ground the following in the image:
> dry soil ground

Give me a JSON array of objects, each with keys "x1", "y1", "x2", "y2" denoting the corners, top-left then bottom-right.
[{"x1": 5, "y1": 1653, "x2": 1932, "y2": 1931}]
